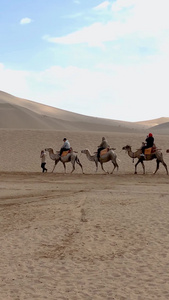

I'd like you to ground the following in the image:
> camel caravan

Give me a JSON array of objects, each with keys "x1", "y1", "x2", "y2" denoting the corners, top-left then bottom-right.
[
  {"x1": 45, "y1": 146, "x2": 119, "y2": 174},
  {"x1": 43, "y1": 134, "x2": 169, "y2": 175}
]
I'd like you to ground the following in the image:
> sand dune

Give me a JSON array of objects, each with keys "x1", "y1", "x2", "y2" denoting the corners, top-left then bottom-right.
[
  {"x1": 1, "y1": 90, "x2": 169, "y2": 133},
  {"x1": 0, "y1": 90, "x2": 150, "y2": 132},
  {"x1": 136, "y1": 117, "x2": 169, "y2": 127}
]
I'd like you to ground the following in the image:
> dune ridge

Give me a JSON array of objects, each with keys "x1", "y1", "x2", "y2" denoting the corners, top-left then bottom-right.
[
  {"x1": 0, "y1": 90, "x2": 151, "y2": 132},
  {"x1": 1, "y1": 90, "x2": 169, "y2": 133}
]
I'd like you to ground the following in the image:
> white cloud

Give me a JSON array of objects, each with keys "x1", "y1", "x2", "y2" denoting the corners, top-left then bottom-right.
[
  {"x1": 43, "y1": 0, "x2": 169, "y2": 47},
  {"x1": 43, "y1": 21, "x2": 128, "y2": 47},
  {"x1": 111, "y1": 0, "x2": 135, "y2": 12},
  {"x1": 20, "y1": 18, "x2": 32, "y2": 25},
  {"x1": 93, "y1": 1, "x2": 110, "y2": 11}
]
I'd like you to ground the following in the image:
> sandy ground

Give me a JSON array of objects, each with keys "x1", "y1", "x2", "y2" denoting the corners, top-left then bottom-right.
[
  {"x1": 0, "y1": 171, "x2": 169, "y2": 300},
  {"x1": 1, "y1": 129, "x2": 169, "y2": 299}
]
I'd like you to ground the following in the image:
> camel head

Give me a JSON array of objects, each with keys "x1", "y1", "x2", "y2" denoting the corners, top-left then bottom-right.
[
  {"x1": 122, "y1": 145, "x2": 131, "y2": 151},
  {"x1": 81, "y1": 149, "x2": 88, "y2": 154},
  {"x1": 45, "y1": 147, "x2": 54, "y2": 153}
]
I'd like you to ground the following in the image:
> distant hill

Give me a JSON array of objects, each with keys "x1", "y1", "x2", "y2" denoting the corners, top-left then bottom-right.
[
  {"x1": 136, "y1": 117, "x2": 169, "y2": 134},
  {"x1": 136, "y1": 117, "x2": 169, "y2": 127},
  {"x1": 147, "y1": 122, "x2": 169, "y2": 134},
  {"x1": 0, "y1": 90, "x2": 167, "y2": 133}
]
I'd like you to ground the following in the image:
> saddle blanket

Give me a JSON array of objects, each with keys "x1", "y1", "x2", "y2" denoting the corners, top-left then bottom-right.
[
  {"x1": 144, "y1": 148, "x2": 152, "y2": 155},
  {"x1": 100, "y1": 148, "x2": 109, "y2": 156},
  {"x1": 61, "y1": 150, "x2": 69, "y2": 157},
  {"x1": 145, "y1": 146, "x2": 156, "y2": 155}
]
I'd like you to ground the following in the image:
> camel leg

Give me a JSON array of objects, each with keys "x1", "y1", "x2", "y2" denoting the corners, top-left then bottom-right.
[
  {"x1": 135, "y1": 159, "x2": 145, "y2": 174},
  {"x1": 100, "y1": 163, "x2": 108, "y2": 173},
  {"x1": 62, "y1": 162, "x2": 66, "y2": 173},
  {"x1": 75, "y1": 157, "x2": 84, "y2": 173},
  {"x1": 110, "y1": 164, "x2": 116, "y2": 174},
  {"x1": 134, "y1": 160, "x2": 139, "y2": 174},
  {"x1": 153, "y1": 159, "x2": 160, "y2": 174},
  {"x1": 162, "y1": 161, "x2": 169, "y2": 175},
  {"x1": 155, "y1": 154, "x2": 168, "y2": 174},
  {"x1": 71, "y1": 162, "x2": 75, "y2": 173},
  {"x1": 69, "y1": 157, "x2": 76, "y2": 174},
  {"x1": 110, "y1": 161, "x2": 119, "y2": 174},
  {"x1": 153, "y1": 159, "x2": 168, "y2": 175},
  {"x1": 141, "y1": 161, "x2": 145, "y2": 174},
  {"x1": 52, "y1": 160, "x2": 59, "y2": 172},
  {"x1": 95, "y1": 161, "x2": 98, "y2": 172},
  {"x1": 116, "y1": 162, "x2": 119, "y2": 171}
]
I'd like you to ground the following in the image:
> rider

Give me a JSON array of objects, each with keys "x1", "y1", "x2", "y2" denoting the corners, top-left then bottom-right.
[
  {"x1": 59, "y1": 138, "x2": 70, "y2": 156},
  {"x1": 97, "y1": 137, "x2": 110, "y2": 159},
  {"x1": 141, "y1": 133, "x2": 154, "y2": 157}
]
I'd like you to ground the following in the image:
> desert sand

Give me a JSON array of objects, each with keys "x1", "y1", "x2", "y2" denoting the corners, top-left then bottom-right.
[{"x1": 1, "y1": 91, "x2": 169, "y2": 299}]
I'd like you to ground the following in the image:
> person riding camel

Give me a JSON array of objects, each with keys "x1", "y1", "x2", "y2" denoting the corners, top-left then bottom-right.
[
  {"x1": 97, "y1": 137, "x2": 110, "y2": 159},
  {"x1": 141, "y1": 133, "x2": 154, "y2": 157},
  {"x1": 59, "y1": 138, "x2": 70, "y2": 157}
]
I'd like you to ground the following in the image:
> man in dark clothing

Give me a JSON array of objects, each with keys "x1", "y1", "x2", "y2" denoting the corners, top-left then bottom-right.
[{"x1": 141, "y1": 133, "x2": 154, "y2": 157}]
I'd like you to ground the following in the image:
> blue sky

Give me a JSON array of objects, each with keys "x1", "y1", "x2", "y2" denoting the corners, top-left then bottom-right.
[{"x1": 1, "y1": 0, "x2": 169, "y2": 122}]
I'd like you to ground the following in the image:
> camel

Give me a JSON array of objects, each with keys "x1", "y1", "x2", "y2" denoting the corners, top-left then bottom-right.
[
  {"x1": 45, "y1": 148, "x2": 84, "y2": 173},
  {"x1": 81, "y1": 148, "x2": 119, "y2": 173},
  {"x1": 122, "y1": 145, "x2": 168, "y2": 175}
]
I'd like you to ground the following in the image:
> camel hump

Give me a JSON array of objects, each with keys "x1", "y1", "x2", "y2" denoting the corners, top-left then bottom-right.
[{"x1": 100, "y1": 148, "x2": 109, "y2": 156}]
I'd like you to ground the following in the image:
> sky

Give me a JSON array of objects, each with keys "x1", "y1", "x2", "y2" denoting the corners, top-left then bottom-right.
[{"x1": 1, "y1": 0, "x2": 169, "y2": 122}]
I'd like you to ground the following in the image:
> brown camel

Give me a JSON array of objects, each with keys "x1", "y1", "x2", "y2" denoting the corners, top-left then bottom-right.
[
  {"x1": 45, "y1": 148, "x2": 83, "y2": 173},
  {"x1": 122, "y1": 145, "x2": 168, "y2": 174},
  {"x1": 81, "y1": 148, "x2": 119, "y2": 173}
]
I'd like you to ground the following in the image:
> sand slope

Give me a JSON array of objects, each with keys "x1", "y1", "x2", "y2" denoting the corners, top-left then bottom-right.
[{"x1": 0, "y1": 90, "x2": 150, "y2": 132}]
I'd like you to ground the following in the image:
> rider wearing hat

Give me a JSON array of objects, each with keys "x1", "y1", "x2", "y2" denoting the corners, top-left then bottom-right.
[{"x1": 141, "y1": 133, "x2": 154, "y2": 157}]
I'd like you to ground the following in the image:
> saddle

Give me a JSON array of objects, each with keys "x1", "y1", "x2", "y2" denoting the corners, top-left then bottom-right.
[
  {"x1": 61, "y1": 147, "x2": 72, "y2": 157},
  {"x1": 144, "y1": 145, "x2": 156, "y2": 155},
  {"x1": 100, "y1": 148, "x2": 109, "y2": 156},
  {"x1": 61, "y1": 151, "x2": 69, "y2": 157}
]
